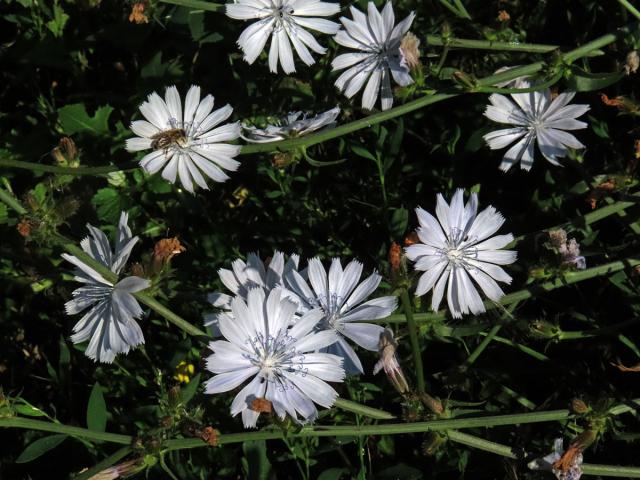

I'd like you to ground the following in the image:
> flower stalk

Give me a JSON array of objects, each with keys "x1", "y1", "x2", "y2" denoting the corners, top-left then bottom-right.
[{"x1": 400, "y1": 289, "x2": 425, "y2": 393}]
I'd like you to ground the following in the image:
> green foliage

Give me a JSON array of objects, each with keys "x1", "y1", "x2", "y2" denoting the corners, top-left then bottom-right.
[
  {"x1": 1, "y1": 0, "x2": 640, "y2": 478},
  {"x1": 87, "y1": 383, "x2": 107, "y2": 432},
  {"x1": 15, "y1": 434, "x2": 67, "y2": 463}
]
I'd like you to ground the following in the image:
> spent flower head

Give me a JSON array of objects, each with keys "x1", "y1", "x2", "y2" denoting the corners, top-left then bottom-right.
[
  {"x1": 284, "y1": 257, "x2": 397, "y2": 374},
  {"x1": 126, "y1": 85, "x2": 241, "y2": 193},
  {"x1": 405, "y1": 189, "x2": 517, "y2": 318},
  {"x1": 241, "y1": 107, "x2": 340, "y2": 143},
  {"x1": 226, "y1": 0, "x2": 340, "y2": 74},
  {"x1": 204, "y1": 288, "x2": 344, "y2": 428},
  {"x1": 61, "y1": 212, "x2": 150, "y2": 363},
  {"x1": 483, "y1": 79, "x2": 590, "y2": 171},
  {"x1": 373, "y1": 328, "x2": 409, "y2": 394},
  {"x1": 332, "y1": 2, "x2": 416, "y2": 110},
  {"x1": 528, "y1": 438, "x2": 584, "y2": 480}
]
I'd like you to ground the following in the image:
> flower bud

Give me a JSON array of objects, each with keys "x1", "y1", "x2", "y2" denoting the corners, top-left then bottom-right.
[
  {"x1": 570, "y1": 399, "x2": 589, "y2": 414},
  {"x1": 373, "y1": 329, "x2": 410, "y2": 394}
]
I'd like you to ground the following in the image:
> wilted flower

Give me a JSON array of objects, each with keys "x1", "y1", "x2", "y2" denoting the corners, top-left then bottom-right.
[
  {"x1": 241, "y1": 107, "x2": 340, "y2": 143},
  {"x1": 399, "y1": 32, "x2": 421, "y2": 71},
  {"x1": 61, "y1": 212, "x2": 150, "y2": 363},
  {"x1": 548, "y1": 229, "x2": 586, "y2": 269},
  {"x1": 204, "y1": 251, "x2": 300, "y2": 333},
  {"x1": 483, "y1": 79, "x2": 590, "y2": 171},
  {"x1": 373, "y1": 328, "x2": 409, "y2": 394},
  {"x1": 88, "y1": 457, "x2": 145, "y2": 480},
  {"x1": 126, "y1": 85, "x2": 241, "y2": 193},
  {"x1": 152, "y1": 237, "x2": 185, "y2": 272},
  {"x1": 332, "y1": 2, "x2": 416, "y2": 110},
  {"x1": 204, "y1": 288, "x2": 344, "y2": 428},
  {"x1": 405, "y1": 189, "x2": 517, "y2": 318},
  {"x1": 226, "y1": 0, "x2": 340, "y2": 74},
  {"x1": 528, "y1": 438, "x2": 583, "y2": 480},
  {"x1": 625, "y1": 50, "x2": 639, "y2": 75},
  {"x1": 284, "y1": 257, "x2": 397, "y2": 374},
  {"x1": 128, "y1": 2, "x2": 149, "y2": 24}
]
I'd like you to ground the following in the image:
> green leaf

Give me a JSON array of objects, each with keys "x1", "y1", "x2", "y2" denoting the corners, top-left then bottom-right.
[
  {"x1": 0, "y1": 203, "x2": 8, "y2": 224},
  {"x1": 389, "y1": 207, "x2": 408, "y2": 238},
  {"x1": 318, "y1": 468, "x2": 349, "y2": 480},
  {"x1": 16, "y1": 434, "x2": 67, "y2": 463},
  {"x1": 91, "y1": 188, "x2": 126, "y2": 223},
  {"x1": 87, "y1": 382, "x2": 107, "y2": 432},
  {"x1": 567, "y1": 67, "x2": 624, "y2": 92},
  {"x1": 58, "y1": 103, "x2": 113, "y2": 135},
  {"x1": 242, "y1": 440, "x2": 271, "y2": 480},
  {"x1": 180, "y1": 373, "x2": 201, "y2": 404},
  {"x1": 45, "y1": 2, "x2": 69, "y2": 37},
  {"x1": 350, "y1": 144, "x2": 377, "y2": 162},
  {"x1": 14, "y1": 404, "x2": 47, "y2": 417}
]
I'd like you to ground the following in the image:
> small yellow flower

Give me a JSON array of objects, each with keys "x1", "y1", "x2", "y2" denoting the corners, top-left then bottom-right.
[{"x1": 173, "y1": 361, "x2": 195, "y2": 384}]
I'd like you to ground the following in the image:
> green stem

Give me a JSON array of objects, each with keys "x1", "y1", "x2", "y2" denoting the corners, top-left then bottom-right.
[
  {"x1": 0, "y1": 187, "x2": 27, "y2": 215},
  {"x1": 333, "y1": 398, "x2": 396, "y2": 420},
  {"x1": 465, "y1": 324, "x2": 502, "y2": 366},
  {"x1": 73, "y1": 447, "x2": 133, "y2": 480},
  {"x1": 0, "y1": 417, "x2": 132, "y2": 444},
  {"x1": 425, "y1": 35, "x2": 557, "y2": 53},
  {"x1": 435, "y1": 0, "x2": 471, "y2": 19},
  {"x1": 400, "y1": 289, "x2": 425, "y2": 393},
  {"x1": 385, "y1": 258, "x2": 640, "y2": 324},
  {"x1": 617, "y1": 0, "x2": 640, "y2": 21},
  {"x1": 0, "y1": 158, "x2": 137, "y2": 176},
  {"x1": 160, "y1": 0, "x2": 224, "y2": 12}
]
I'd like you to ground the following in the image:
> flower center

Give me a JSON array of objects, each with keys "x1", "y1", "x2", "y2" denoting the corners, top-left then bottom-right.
[{"x1": 446, "y1": 248, "x2": 465, "y2": 262}]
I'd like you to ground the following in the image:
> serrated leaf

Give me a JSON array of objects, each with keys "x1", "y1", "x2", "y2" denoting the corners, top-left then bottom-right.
[
  {"x1": 91, "y1": 188, "x2": 126, "y2": 223},
  {"x1": 87, "y1": 382, "x2": 107, "y2": 432},
  {"x1": 16, "y1": 434, "x2": 67, "y2": 463},
  {"x1": 58, "y1": 103, "x2": 113, "y2": 135}
]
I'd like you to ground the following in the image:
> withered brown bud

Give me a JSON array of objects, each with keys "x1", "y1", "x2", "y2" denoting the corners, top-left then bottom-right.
[
  {"x1": 403, "y1": 231, "x2": 419, "y2": 246},
  {"x1": 151, "y1": 237, "x2": 185, "y2": 274},
  {"x1": 129, "y1": 2, "x2": 149, "y2": 24},
  {"x1": 17, "y1": 219, "x2": 34, "y2": 238},
  {"x1": 570, "y1": 399, "x2": 589, "y2": 414},
  {"x1": 422, "y1": 432, "x2": 446, "y2": 456},
  {"x1": 388, "y1": 242, "x2": 402, "y2": 273},
  {"x1": 399, "y1": 33, "x2": 421, "y2": 71},
  {"x1": 130, "y1": 263, "x2": 145, "y2": 277},
  {"x1": 159, "y1": 415, "x2": 174, "y2": 428},
  {"x1": 419, "y1": 392, "x2": 444, "y2": 415},
  {"x1": 168, "y1": 385, "x2": 182, "y2": 408},
  {"x1": 497, "y1": 10, "x2": 510, "y2": 22},
  {"x1": 272, "y1": 152, "x2": 296, "y2": 168},
  {"x1": 200, "y1": 426, "x2": 219, "y2": 446},
  {"x1": 51, "y1": 137, "x2": 78, "y2": 166}
]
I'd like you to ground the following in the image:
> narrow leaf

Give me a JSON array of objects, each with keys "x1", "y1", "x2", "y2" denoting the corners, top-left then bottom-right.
[
  {"x1": 87, "y1": 383, "x2": 107, "y2": 432},
  {"x1": 16, "y1": 434, "x2": 67, "y2": 463}
]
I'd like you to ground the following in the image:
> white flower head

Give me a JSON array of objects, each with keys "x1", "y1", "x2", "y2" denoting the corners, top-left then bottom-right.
[
  {"x1": 226, "y1": 0, "x2": 340, "y2": 74},
  {"x1": 332, "y1": 2, "x2": 416, "y2": 111},
  {"x1": 61, "y1": 212, "x2": 150, "y2": 363},
  {"x1": 204, "y1": 288, "x2": 345, "y2": 428},
  {"x1": 204, "y1": 251, "x2": 301, "y2": 333},
  {"x1": 405, "y1": 189, "x2": 517, "y2": 319},
  {"x1": 528, "y1": 438, "x2": 583, "y2": 480},
  {"x1": 483, "y1": 79, "x2": 590, "y2": 171},
  {"x1": 283, "y1": 257, "x2": 398, "y2": 374},
  {"x1": 126, "y1": 85, "x2": 241, "y2": 193},
  {"x1": 241, "y1": 106, "x2": 340, "y2": 143}
]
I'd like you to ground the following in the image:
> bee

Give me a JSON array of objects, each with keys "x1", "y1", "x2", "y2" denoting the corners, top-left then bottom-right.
[{"x1": 150, "y1": 128, "x2": 187, "y2": 151}]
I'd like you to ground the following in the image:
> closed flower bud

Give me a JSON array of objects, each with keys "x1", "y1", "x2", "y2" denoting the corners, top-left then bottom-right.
[
  {"x1": 373, "y1": 329, "x2": 410, "y2": 395},
  {"x1": 422, "y1": 432, "x2": 446, "y2": 456},
  {"x1": 571, "y1": 399, "x2": 589, "y2": 414}
]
